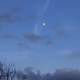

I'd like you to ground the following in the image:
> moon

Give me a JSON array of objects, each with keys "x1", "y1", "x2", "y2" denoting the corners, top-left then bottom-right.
[
  {"x1": 34, "y1": 0, "x2": 50, "y2": 34},
  {"x1": 42, "y1": 22, "x2": 46, "y2": 26}
]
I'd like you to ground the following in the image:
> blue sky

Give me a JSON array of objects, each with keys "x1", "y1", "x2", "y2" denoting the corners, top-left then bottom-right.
[{"x1": 0, "y1": 0, "x2": 80, "y2": 73}]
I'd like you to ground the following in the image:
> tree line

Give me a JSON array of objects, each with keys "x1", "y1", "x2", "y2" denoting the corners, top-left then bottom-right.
[{"x1": 0, "y1": 61, "x2": 80, "y2": 80}]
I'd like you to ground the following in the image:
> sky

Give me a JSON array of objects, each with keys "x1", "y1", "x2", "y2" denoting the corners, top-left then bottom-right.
[{"x1": 0, "y1": 0, "x2": 80, "y2": 73}]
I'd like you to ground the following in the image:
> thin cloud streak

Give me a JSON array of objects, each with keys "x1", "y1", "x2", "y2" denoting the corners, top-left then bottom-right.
[
  {"x1": 23, "y1": 32, "x2": 53, "y2": 46},
  {"x1": 53, "y1": 22, "x2": 77, "y2": 39},
  {"x1": 59, "y1": 49, "x2": 80, "y2": 59},
  {"x1": 0, "y1": 33, "x2": 18, "y2": 39}
]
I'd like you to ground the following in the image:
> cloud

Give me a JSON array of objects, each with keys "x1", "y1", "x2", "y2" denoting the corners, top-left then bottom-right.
[
  {"x1": 64, "y1": 26, "x2": 76, "y2": 32},
  {"x1": 0, "y1": 16, "x2": 23, "y2": 23},
  {"x1": 0, "y1": 0, "x2": 25, "y2": 23},
  {"x1": 0, "y1": 15, "x2": 40, "y2": 24},
  {"x1": 59, "y1": 49, "x2": 80, "y2": 59},
  {"x1": 17, "y1": 42, "x2": 31, "y2": 50},
  {"x1": 23, "y1": 32, "x2": 53, "y2": 46},
  {"x1": 67, "y1": 50, "x2": 80, "y2": 59},
  {"x1": 0, "y1": 16, "x2": 13, "y2": 22},
  {"x1": 23, "y1": 33, "x2": 44, "y2": 42},
  {"x1": 54, "y1": 69, "x2": 80, "y2": 80},
  {"x1": 0, "y1": 32, "x2": 53, "y2": 51},
  {"x1": 0, "y1": 32, "x2": 31, "y2": 49},
  {"x1": 0, "y1": 33, "x2": 18, "y2": 39},
  {"x1": 53, "y1": 22, "x2": 77, "y2": 39}
]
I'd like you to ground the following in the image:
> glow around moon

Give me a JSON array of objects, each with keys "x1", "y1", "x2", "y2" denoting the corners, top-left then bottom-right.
[{"x1": 42, "y1": 22, "x2": 46, "y2": 26}]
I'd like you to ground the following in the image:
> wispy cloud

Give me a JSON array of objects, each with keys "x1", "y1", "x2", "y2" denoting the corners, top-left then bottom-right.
[
  {"x1": 23, "y1": 32, "x2": 53, "y2": 46},
  {"x1": 59, "y1": 49, "x2": 80, "y2": 59},
  {"x1": 0, "y1": 1, "x2": 42, "y2": 23},
  {"x1": 17, "y1": 42, "x2": 30, "y2": 50},
  {"x1": 0, "y1": 33, "x2": 17, "y2": 39},
  {"x1": 0, "y1": 32, "x2": 52, "y2": 51},
  {"x1": 0, "y1": 15, "x2": 42, "y2": 24},
  {"x1": 67, "y1": 50, "x2": 80, "y2": 59},
  {"x1": 53, "y1": 22, "x2": 77, "y2": 39},
  {"x1": 0, "y1": 32, "x2": 31, "y2": 51}
]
